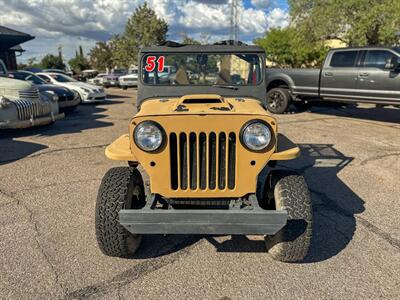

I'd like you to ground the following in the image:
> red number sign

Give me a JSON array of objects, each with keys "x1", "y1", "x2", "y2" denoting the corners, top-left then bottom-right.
[{"x1": 145, "y1": 56, "x2": 165, "y2": 72}]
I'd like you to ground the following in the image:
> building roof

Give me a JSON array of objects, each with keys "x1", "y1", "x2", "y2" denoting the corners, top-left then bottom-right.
[{"x1": 0, "y1": 25, "x2": 34, "y2": 50}]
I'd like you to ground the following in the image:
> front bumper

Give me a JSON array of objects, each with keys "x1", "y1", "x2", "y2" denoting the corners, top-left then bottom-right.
[
  {"x1": 82, "y1": 92, "x2": 107, "y2": 103},
  {"x1": 0, "y1": 112, "x2": 64, "y2": 129},
  {"x1": 119, "y1": 194, "x2": 287, "y2": 235},
  {"x1": 103, "y1": 80, "x2": 119, "y2": 86},
  {"x1": 119, "y1": 80, "x2": 138, "y2": 87}
]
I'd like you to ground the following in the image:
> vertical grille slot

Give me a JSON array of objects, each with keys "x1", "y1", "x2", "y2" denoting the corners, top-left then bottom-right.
[
  {"x1": 180, "y1": 133, "x2": 188, "y2": 190},
  {"x1": 218, "y1": 133, "x2": 227, "y2": 190},
  {"x1": 228, "y1": 133, "x2": 236, "y2": 189},
  {"x1": 208, "y1": 133, "x2": 217, "y2": 190},
  {"x1": 169, "y1": 133, "x2": 178, "y2": 190},
  {"x1": 170, "y1": 131, "x2": 236, "y2": 191},
  {"x1": 199, "y1": 133, "x2": 207, "y2": 190},
  {"x1": 189, "y1": 133, "x2": 197, "y2": 190}
]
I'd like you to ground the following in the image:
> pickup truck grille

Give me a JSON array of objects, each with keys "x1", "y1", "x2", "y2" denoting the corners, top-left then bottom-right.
[
  {"x1": 169, "y1": 132, "x2": 236, "y2": 191},
  {"x1": 14, "y1": 99, "x2": 52, "y2": 121}
]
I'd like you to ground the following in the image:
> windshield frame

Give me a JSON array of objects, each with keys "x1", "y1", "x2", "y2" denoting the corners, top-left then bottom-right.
[
  {"x1": 136, "y1": 43, "x2": 267, "y2": 109},
  {"x1": 140, "y1": 52, "x2": 264, "y2": 87}
]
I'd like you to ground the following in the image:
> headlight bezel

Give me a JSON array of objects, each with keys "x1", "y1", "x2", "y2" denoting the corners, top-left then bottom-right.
[
  {"x1": 240, "y1": 119, "x2": 275, "y2": 152},
  {"x1": 133, "y1": 121, "x2": 166, "y2": 153},
  {"x1": 81, "y1": 87, "x2": 92, "y2": 94},
  {"x1": 0, "y1": 96, "x2": 12, "y2": 108}
]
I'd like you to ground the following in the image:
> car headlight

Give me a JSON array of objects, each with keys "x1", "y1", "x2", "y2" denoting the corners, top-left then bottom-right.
[
  {"x1": 46, "y1": 90, "x2": 58, "y2": 102},
  {"x1": 241, "y1": 120, "x2": 273, "y2": 151},
  {"x1": 81, "y1": 87, "x2": 92, "y2": 94},
  {"x1": 134, "y1": 121, "x2": 165, "y2": 152},
  {"x1": 0, "y1": 96, "x2": 12, "y2": 108}
]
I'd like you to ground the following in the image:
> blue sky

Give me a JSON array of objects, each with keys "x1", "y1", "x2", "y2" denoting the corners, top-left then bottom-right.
[{"x1": 0, "y1": 0, "x2": 290, "y2": 63}]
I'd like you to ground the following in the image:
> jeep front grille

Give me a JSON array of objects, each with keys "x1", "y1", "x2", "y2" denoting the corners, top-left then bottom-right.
[
  {"x1": 169, "y1": 132, "x2": 236, "y2": 191},
  {"x1": 14, "y1": 99, "x2": 52, "y2": 121}
]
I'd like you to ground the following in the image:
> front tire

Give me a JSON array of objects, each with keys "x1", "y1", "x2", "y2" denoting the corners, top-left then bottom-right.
[
  {"x1": 266, "y1": 88, "x2": 291, "y2": 114},
  {"x1": 265, "y1": 171, "x2": 312, "y2": 262},
  {"x1": 95, "y1": 167, "x2": 145, "y2": 258}
]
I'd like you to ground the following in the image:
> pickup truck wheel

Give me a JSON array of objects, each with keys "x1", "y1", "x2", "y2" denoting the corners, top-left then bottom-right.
[
  {"x1": 95, "y1": 167, "x2": 145, "y2": 258},
  {"x1": 266, "y1": 88, "x2": 291, "y2": 114},
  {"x1": 265, "y1": 171, "x2": 312, "y2": 262}
]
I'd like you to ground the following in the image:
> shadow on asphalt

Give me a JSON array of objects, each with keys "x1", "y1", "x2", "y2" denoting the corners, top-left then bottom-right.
[
  {"x1": 0, "y1": 102, "x2": 117, "y2": 165},
  {"x1": 0, "y1": 103, "x2": 113, "y2": 139},
  {"x1": 310, "y1": 105, "x2": 400, "y2": 124},
  {"x1": 0, "y1": 139, "x2": 48, "y2": 165},
  {"x1": 279, "y1": 143, "x2": 364, "y2": 263},
  {"x1": 135, "y1": 144, "x2": 364, "y2": 263},
  {"x1": 106, "y1": 93, "x2": 131, "y2": 99}
]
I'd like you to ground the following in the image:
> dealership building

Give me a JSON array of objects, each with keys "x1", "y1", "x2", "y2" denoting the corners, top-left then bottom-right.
[{"x1": 0, "y1": 25, "x2": 34, "y2": 70}]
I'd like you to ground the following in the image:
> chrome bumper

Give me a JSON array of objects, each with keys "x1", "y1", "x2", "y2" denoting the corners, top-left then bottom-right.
[{"x1": 0, "y1": 112, "x2": 64, "y2": 129}]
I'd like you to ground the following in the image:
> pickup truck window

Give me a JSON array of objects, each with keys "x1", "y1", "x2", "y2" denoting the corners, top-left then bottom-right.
[
  {"x1": 363, "y1": 50, "x2": 396, "y2": 68},
  {"x1": 330, "y1": 51, "x2": 358, "y2": 67}
]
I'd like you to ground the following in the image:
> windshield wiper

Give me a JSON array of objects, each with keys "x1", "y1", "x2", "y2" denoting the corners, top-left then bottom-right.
[{"x1": 212, "y1": 84, "x2": 239, "y2": 90}]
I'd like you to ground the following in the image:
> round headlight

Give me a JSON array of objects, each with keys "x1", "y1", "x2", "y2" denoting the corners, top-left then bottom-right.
[
  {"x1": 134, "y1": 121, "x2": 164, "y2": 152},
  {"x1": 0, "y1": 96, "x2": 12, "y2": 108},
  {"x1": 241, "y1": 121, "x2": 273, "y2": 151}
]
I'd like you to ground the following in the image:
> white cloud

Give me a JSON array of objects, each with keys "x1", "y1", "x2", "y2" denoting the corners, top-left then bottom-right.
[
  {"x1": 266, "y1": 8, "x2": 289, "y2": 29},
  {"x1": 0, "y1": 0, "x2": 289, "y2": 62}
]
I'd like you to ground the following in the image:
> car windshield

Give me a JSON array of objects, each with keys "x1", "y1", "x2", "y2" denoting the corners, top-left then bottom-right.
[
  {"x1": 10, "y1": 72, "x2": 46, "y2": 84},
  {"x1": 392, "y1": 47, "x2": 400, "y2": 54},
  {"x1": 50, "y1": 74, "x2": 77, "y2": 83},
  {"x1": 141, "y1": 53, "x2": 263, "y2": 86}
]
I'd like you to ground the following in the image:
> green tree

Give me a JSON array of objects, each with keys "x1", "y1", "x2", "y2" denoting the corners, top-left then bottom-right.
[
  {"x1": 89, "y1": 41, "x2": 113, "y2": 71},
  {"x1": 68, "y1": 46, "x2": 91, "y2": 72},
  {"x1": 255, "y1": 27, "x2": 328, "y2": 68},
  {"x1": 40, "y1": 54, "x2": 66, "y2": 70},
  {"x1": 111, "y1": 35, "x2": 137, "y2": 68},
  {"x1": 115, "y1": 2, "x2": 168, "y2": 65},
  {"x1": 289, "y1": 0, "x2": 400, "y2": 46}
]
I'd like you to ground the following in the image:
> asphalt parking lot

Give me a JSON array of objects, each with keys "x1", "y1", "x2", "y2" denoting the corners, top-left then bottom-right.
[{"x1": 1, "y1": 88, "x2": 399, "y2": 299}]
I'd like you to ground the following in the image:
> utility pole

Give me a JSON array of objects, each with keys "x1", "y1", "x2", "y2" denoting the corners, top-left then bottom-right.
[{"x1": 230, "y1": 0, "x2": 239, "y2": 41}]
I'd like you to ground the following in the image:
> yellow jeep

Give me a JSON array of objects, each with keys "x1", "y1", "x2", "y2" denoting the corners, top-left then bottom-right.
[{"x1": 95, "y1": 41, "x2": 312, "y2": 262}]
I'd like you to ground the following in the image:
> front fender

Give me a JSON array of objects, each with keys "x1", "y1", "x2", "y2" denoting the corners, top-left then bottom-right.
[{"x1": 105, "y1": 134, "x2": 137, "y2": 161}]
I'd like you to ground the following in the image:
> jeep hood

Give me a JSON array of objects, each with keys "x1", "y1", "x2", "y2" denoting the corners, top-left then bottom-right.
[{"x1": 136, "y1": 94, "x2": 269, "y2": 117}]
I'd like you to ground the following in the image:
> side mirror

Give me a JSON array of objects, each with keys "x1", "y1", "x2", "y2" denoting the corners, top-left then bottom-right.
[{"x1": 385, "y1": 56, "x2": 399, "y2": 71}]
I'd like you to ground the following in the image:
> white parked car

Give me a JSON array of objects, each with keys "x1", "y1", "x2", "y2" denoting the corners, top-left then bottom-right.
[
  {"x1": 88, "y1": 73, "x2": 107, "y2": 86},
  {"x1": 37, "y1": 72, "x2": 107, "y2": 103},
  {"x1": 118, "y1": 69, "x2": 138, "y2": 89}
]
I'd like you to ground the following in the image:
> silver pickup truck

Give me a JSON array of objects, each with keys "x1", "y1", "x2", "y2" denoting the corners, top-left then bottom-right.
[
  {"x1": 266, "y1": 47, "x2": 400, "y2": 113},
  {"x1": 0, "y1": 59, "x2": 63, "y2": 129}
]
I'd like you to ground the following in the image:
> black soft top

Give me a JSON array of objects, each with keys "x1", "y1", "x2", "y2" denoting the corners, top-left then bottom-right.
[
  {"x1": 137, "y1": 41, "x2": 267, "y2": 108},
  {"x1": 140, "y1": 41, "x2": 266, "y2": 54}
]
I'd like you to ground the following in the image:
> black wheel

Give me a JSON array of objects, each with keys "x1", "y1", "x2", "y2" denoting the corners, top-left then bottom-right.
[
  {"x1": 122, "y1": 86, "x2": 128, "y2": 90},
  {"x1": 266, "y1": 88, "x2": 291, "y2": 114},
  {"x1": 95, "y1": 167, "x2": 146, "y2": 258},
  {"x1": 265, "y1": 171, "x2": 312, "y2": 262}
]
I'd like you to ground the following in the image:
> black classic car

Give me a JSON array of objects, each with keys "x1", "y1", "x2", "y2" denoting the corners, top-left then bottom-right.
[{"x1": 9, "y1": 71, "x2": 80, "y2": 113}]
